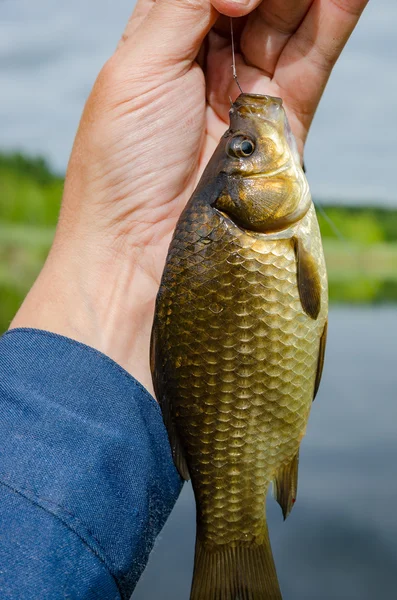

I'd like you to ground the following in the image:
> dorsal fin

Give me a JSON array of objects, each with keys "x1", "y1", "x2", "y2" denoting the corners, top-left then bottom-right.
[{"x1": 313, "y1": 320, "x2": 328, "y2": 401}]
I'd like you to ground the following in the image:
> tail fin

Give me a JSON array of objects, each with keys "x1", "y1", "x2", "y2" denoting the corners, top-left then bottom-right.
[{"x1": 190, "y1": 528, "x2": 282, "y2": 600}]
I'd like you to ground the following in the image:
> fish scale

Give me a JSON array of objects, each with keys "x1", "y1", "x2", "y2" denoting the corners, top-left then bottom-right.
[{"x1": 152, "y1": 94, "x2": 328, "y2": 599}]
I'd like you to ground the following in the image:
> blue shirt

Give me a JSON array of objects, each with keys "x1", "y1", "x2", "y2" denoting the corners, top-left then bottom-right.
[{"x1": 0, "y1": 329, "x2": 182, "y2": 599}]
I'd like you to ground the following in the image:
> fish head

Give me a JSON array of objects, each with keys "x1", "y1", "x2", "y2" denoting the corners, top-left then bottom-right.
[{"x1": 212, "y1": 94, "x2": 311, "y2": 233}]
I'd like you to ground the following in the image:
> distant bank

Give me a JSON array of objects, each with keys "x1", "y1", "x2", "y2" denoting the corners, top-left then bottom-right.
[{"x1": 0, "y1": 152, "x2": 396, "y2": 333}]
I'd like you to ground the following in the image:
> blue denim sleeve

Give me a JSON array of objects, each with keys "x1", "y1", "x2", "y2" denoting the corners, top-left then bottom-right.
[{"x1": 0, "y1": 329, "x2": 183, "y2": 600}]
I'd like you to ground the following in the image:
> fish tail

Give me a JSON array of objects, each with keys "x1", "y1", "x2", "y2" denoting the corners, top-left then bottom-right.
[{"x1": 190, "y1": 527, "x2": 282, "y2": 600}]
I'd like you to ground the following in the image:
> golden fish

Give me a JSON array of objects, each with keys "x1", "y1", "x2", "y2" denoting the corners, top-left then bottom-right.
[{"x1": 151, "y1": 93, "x2": 328, "y2": 599}]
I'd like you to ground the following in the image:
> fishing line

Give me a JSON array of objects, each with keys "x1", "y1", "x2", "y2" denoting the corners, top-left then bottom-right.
[
  {"x1": 313, "y1": 198, "x2": 377, "y2": 298},
  {"x1": 230, "y1": 18, "x2": 243, "y2": 94},
  {"x1": 314, "y1": 200, "x2": 347, "y2": 244}
]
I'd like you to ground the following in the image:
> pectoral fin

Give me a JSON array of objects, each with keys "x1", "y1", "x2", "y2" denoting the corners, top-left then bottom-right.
[
  {"x1": 293, "y1": 236, "x2": 321, "y2": 320},
  {"x1": 313, "y1": 320, "x2": 328, "y2": 401},
  {"x1": 273, "y1": 451, "x2": 299, "y2": 520}
]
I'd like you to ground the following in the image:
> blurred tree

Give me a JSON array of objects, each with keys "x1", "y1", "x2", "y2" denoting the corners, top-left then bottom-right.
[
  {"x1": 0, "y1": 152, "x2": 397, "y2": 334},
  {"x1": 0, "y1": 153, "x2": 60, "y2": 331},
  {"x1": 0, "y1": 152, "x2": 62, "y2": 226}
]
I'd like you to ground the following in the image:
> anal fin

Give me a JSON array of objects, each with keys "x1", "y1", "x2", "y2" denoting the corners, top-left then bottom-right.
[{"x1": 273, "y1": 451, "x2": 299, "y2": 520}]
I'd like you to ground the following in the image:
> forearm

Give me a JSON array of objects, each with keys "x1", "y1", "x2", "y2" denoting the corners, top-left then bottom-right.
[{"x1": 10, "y1": 232, "x2": 159, "y2": 395}]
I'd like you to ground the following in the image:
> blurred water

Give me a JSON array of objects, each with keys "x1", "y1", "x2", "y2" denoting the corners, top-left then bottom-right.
[
  {"x1": 0, "y1": 0, "x2": 397, "y2": 205},
  {"x1": 134, "y1": 306, "x2": 397, "y2": 599}
]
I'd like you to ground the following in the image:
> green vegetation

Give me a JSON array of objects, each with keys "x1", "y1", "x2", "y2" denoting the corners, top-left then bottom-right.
[
  {"x1": 0, "y1": 153, "x2": 60, "y2": 332},
  {"x1": 1, "y1": 151, "x2": 397, "y2": 334},
  {"x1": 315, "y1": 206, "x2": 397, "y2": 303},
  {"x1": 0, "y1": 153, "x2": 63, "y2": 226},
  {"x1": 316, "y1": 205, "x2": 397, "y2": 244}
]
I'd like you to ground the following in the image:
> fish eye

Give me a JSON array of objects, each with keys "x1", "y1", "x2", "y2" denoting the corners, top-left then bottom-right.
[
  {"x1": 241, "y1": 140, "x2": 254, "y2": 156},
  {"x1": 227, "y1": 135, "x2": 255, "y2": 159}
]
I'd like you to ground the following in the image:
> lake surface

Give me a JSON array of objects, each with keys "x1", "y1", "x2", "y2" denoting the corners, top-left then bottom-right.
[{"x1": 133, "y1": 306, "x2": 397, "y2": 600}]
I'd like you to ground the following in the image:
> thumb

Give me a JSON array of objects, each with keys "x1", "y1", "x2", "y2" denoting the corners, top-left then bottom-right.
[{"x1": 119, "y1": 0, "x2": 217, "y2": 68}]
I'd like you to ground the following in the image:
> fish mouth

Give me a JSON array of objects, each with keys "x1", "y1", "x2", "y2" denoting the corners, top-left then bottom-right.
[{"x1": 241, "y1": 162, "x2": 291, "y2": 180}]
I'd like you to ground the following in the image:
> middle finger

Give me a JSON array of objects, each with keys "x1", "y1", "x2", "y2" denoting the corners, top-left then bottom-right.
[{"x1": 241, "y1": 0, "x2": 314, "y2": 76}]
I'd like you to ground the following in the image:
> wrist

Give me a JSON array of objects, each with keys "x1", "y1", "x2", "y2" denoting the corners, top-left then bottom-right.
[{"x1": 10, "y1": 232, "x2": 158, "y2": 396}]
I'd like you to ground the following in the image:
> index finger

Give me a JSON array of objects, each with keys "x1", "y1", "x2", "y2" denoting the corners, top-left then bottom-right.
[{"x1": 275, "y1": 0, "x2": 369, "y2": 131}]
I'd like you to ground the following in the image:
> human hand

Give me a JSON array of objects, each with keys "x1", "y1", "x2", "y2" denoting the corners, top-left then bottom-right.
[{"x1": 11, "y1": 0, "x2": 368, "y2": 395}]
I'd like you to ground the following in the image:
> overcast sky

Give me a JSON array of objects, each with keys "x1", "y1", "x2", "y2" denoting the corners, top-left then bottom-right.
[{"x1": 1, "y1": 0, "x2": 396, "y2": 205}]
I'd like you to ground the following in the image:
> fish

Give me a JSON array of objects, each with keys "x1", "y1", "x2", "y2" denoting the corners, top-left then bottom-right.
[{"x1": 151, "y1": 93, "x2": 328, "y2": 600}]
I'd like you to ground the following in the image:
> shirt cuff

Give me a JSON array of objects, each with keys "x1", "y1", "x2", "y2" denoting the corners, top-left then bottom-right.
[{"x1": 0, "y1": 328, "x2": 182, "y2": 599}]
